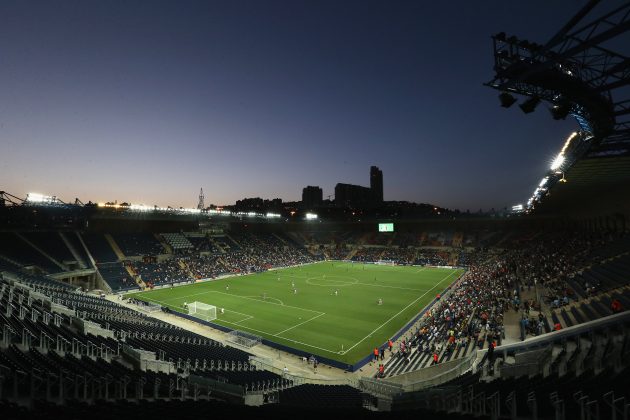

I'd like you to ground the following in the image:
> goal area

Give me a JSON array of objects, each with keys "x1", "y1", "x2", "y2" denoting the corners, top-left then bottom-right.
[{"x1": 188, "y1": 302, "x2": 217, "y2": 322}]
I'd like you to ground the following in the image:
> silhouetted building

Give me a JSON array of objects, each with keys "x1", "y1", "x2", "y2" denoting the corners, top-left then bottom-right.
[
  {"x1": 302, "y1": 186, "x2": 323, "y2": 209},
  {"x1": 334, "y1": 166, "x2": 384, "y2": 208},
  {"x1": 233, "y1": 197, "x2": 282, "y2": 212},
  {"x1": 335, "y1": 183, "x2": 374, "y2": 208},
  {"x1": 370, "y1": 166, "x2": 383, "y2": 203}
]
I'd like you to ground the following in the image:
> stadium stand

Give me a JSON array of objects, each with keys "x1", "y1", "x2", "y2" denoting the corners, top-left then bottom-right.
[
  {"x1": 161, "y1": 232, "x2": 194, "y2": 252},
  {"x1": 0, "y1": 232, "x2": 62, "y2": 273},
  {"x1": 98, "y1": 261, "x2": 137, "y2": 291},
  {"x1": 112, "y1": 233, "x2": 165, "y2": 256},
  {"x1": 277, "y1": 384, "x2": 366, "y2": 408},
  {"x1": 81, "y1": 233, "x2": 118, "y2": 263},
  {"x1": 0, "y1": 224, "x2": 628, "y2": 418},
  {"x1": 184, "y1": 232, "x2": 219, "y2": 253},
  {"x1": 20, "y1": 232, "x2": 75, "y2": 265}
]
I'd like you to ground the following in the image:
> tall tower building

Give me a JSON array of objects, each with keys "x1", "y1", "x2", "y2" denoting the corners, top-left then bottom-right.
[
  {"x1": 370, "y1": 166, "x2": 383, "y2": 203},
  {"x1": 197, "y1": 188, "x2": 205, "y2": 210},
  {"x1": 302, "y1": 186, "x2": 323, "y2": 209}
]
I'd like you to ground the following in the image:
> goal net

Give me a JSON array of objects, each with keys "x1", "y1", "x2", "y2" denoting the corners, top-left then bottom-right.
[{"x1": 188, "y1": 302, "x2": 217, "y2": 322}]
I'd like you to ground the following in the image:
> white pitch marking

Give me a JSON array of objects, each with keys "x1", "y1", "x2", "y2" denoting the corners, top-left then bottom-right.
[
  {"x1": 354, "y1": 282, "x2": 429, "y2": 292},
  {"x1": 274, "y1": 312, "x2": 326, "y2": 336},
  {"x1": 159, "y1": 290, "x2": 322, "y2": 314},
  {"x1": 339, "y1": 269, "x2": 459, "y2": 355},
  {"x1": 217, "y1": 319, "x2": 339, "y2": 354}
]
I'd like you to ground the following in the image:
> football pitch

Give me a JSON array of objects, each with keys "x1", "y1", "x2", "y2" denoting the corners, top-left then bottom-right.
[{"x1": 128, "y1": 261, "x2": 464, "y2": 364}]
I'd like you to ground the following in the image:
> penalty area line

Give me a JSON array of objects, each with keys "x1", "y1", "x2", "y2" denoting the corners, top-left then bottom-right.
[
  {"x1": 141, "y1": 296, "x2": 338, "y2": 354},
  {"x1": 274, "y1": 312, "x2": 326, "y2": 336},
  {"x1": 217, "y1": 319, "x2": 339, "y2": 354}
]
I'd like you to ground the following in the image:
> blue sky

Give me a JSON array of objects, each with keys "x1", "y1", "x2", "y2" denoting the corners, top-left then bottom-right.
[{"x1": 1, "y1": 0, "x2": 598, "y2": 210}]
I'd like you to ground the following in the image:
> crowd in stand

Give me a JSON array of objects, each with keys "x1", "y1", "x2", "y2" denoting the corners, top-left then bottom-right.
[
  {"x1": 338, "y1": 246, "x2": 474, "y2": 266},
  {"x1": 395, "y1": 256, "x2": 510, "y2": 366},
  {"x1": 351, "y1": 248, "x2": 387, "y2": 263},
  {"x1": 384, "y1": 230, "x2": 628, "y2": 374},
  {"x1": 221, "y1": 246, "x2": 317, "y2": 274},
  {"x1": 325, "y1": 247, "x2": 350, "y2": 260},
  {"x1": 187, "y1": 236, "x2": 217, "y2": 253},
  {"x1": 513, "y1": 232, "x2": 608, "y2": 305},
  {"x1": 414, "y1": 249, "x2": 451, "y2": 266},
  {"x1": 117, "y1": 235, "x2": 320, "y2": 286},
  {"x1": 184, "y1": 255, "x2": 225, "y2": 279},
  {"x1": 126, "y1": 258, "x2": 189, "y2": 287},
  {"x1": 380, "y1": 248, "x2": 417, "y2": 264}
]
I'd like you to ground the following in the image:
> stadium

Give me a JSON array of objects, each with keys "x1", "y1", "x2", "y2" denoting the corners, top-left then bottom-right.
[{"x1": 1, "y1": 1, "x2": 630, "y2": 420}]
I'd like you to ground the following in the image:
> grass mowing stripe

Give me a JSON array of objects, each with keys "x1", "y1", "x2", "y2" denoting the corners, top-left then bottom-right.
[
  {"x1": 216, "y1": 319, "x2": 340, "y2": 353},
  {"x1": 157, "y1": 289, "x2": 324, "y2": 314},
  {"x1": 129, "y1": 262, "x2": 463, "y2": 363},
  {"x1": 354, "y1": 282, "x2": 429, "y2": 292},
  {"x1": 340, "y1": 269, "x2": 459, "y2": 355},
  {"x1": 274, "y1": 312, "x2": 327, "y2": 336}
]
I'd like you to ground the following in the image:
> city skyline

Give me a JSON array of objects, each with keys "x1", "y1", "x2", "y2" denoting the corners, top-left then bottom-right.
[{"x1": 1, "y1": 0, "x2": 587, "y2": 211}]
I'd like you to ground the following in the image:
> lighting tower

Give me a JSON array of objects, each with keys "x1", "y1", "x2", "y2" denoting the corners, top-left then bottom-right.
[{"x1": 197, "y1": 188, "x2": 205, "y2": 210}]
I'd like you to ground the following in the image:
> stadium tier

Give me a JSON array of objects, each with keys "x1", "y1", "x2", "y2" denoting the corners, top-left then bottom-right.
[
  {"x1": 81, "y1": 233, "x2": 118, "y2": 263},
  {"x1": 0, "y1": 222, "x2": 629, "y2": 418},
  {"x1": 2, "y1": 0, "x2": 630, "y2": 417},
  {"x1": 112, "y1": 233, "x2": 165, "y2": 257}
]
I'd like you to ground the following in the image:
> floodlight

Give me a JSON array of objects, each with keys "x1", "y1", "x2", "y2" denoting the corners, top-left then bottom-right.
[
  {"x1": 550, "y1": 154, "x2": 565, "y2": 171},
  {"x1": 499, "y1": 92, "x2": 517, "y2": 108},
  {"x1": 519, "y1": 97, "x2": 541, "y2": 114},
  {"x1": 538, "y1": 177, "x2": 549, "y2": 188},
  {"x1": 26, "y1": 193, "x2": 46, "y2": 203},
  {"x1": 550, "y1": 103, "x2": 571, "y2": 120}
]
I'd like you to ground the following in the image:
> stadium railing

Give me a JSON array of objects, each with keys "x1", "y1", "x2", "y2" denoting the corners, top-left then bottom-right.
[
  {"x1": 358, "y1": 377, "x2": 404, "y2": 398},
  {"x1": 248, "y1": 356, "x2": 359, "y2": 388},
  {"x1": 361, "y1": 352, "x2": 476, "y2": 396}
]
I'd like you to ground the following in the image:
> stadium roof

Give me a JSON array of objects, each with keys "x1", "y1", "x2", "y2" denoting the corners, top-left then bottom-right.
[{"x1": 536, "y1": 154, "x2": 630, "y2": 213}]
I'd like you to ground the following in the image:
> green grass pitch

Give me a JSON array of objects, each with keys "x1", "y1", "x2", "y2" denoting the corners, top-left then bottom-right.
[{"x1": 127, "y1": 261, "x2": 463, "y2": 365}]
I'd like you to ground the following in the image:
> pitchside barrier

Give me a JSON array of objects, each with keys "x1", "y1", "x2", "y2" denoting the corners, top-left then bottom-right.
[{"x1": 168, "y1": 269, "x2": 467, "y2": 373}]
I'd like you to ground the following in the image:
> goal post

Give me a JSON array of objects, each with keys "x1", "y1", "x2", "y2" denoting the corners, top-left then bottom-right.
[{"x1": 188, "y1": 301, "x2": 217, "y2": 322}]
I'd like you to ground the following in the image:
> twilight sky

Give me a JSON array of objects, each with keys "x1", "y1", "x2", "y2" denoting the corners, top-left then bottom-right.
[{"x1": 1, "y1": 0, "x2": 598, "y2": 210}]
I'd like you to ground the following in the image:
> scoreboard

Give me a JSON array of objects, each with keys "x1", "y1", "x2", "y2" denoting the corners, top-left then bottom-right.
[{"x1": 378, "y1": 223, "x2": 394, "y2": 232}]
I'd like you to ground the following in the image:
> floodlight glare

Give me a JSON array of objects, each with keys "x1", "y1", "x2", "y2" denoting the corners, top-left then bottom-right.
[
  {"x1": 538, "y1": 177, "x2": 549, "y2": 188},
  {"x1": 26, "y1": 193, "x2": 47, "y2": 203},
  {"x1": 550, "y1": 154, "x2": 565, "y2": 170}
]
